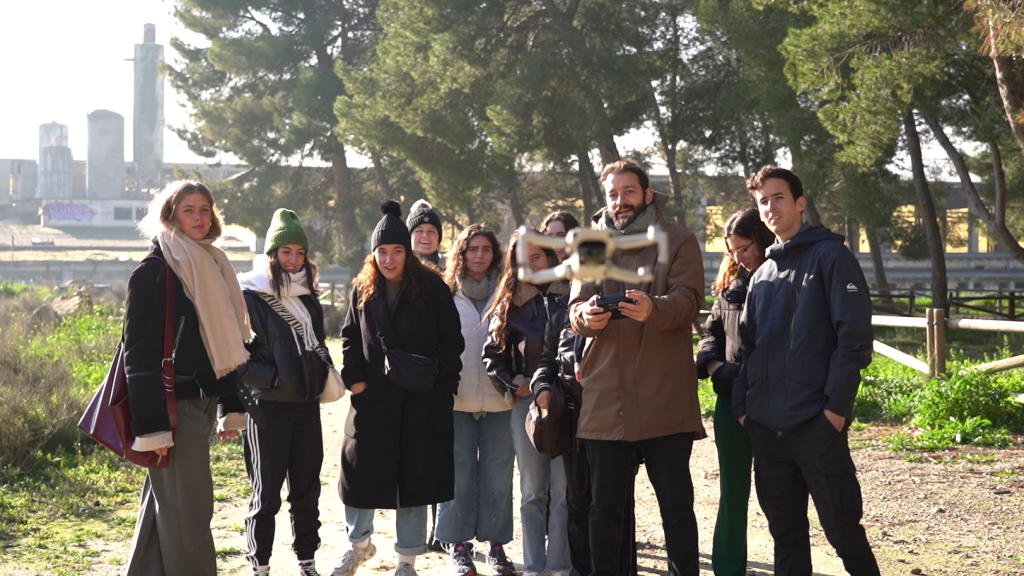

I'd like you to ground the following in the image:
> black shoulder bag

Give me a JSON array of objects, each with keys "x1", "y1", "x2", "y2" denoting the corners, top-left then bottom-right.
[{"x1": 368, "y1": 295, "x2": 437, "y2": 394}]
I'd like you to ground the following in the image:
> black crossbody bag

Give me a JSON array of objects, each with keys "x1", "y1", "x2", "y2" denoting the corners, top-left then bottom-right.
[{"x1": 368, "y1": 297, "x2": 437, "y2": 394}]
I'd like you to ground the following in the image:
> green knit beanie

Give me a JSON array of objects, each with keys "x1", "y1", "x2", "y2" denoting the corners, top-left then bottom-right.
[{"x1": 264, "y1": 208, "x2": 309, "y2": 255}]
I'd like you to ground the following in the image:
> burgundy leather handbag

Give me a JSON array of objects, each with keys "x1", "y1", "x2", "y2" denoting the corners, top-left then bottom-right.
[{"x1": 78, "y1": 256, "x2": 178, "y2": 468}]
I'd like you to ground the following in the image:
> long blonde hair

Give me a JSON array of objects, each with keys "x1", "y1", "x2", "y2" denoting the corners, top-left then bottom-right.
[{"x1": 138, "y1": 180, "x2": 224, "y2": 240}]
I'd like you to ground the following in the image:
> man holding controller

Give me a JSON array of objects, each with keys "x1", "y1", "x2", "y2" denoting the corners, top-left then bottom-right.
[{"x1": 550, "y1": 159, "x2": 705, "y2": 576}]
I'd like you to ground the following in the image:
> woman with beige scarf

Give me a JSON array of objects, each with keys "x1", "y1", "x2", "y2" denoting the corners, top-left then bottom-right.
[{"x1": 124, "y1": 180, "x2": 252, "y2": 576}]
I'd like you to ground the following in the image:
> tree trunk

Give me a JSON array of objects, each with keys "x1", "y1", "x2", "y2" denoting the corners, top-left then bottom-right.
[
  {"x1": 991, "y1": 139, "x2": 1007, "y2": 229},
  {"x1": 866, "y1": 226, "x2": 895, "y2": 308},
  {"x1": 371, "y1": 152, "x2": 395, "y2": 201},
  {"x1": 845, "y1": 217, "x2": 860, "y2": 254},
  {"x1": 919, "y1": 105, "x2": 1024, "y2": 265},
  {"x1": 988, "y1": 22, "x2": 1024, "y2": 159},
  {"x1": 903, "y1": 111, "x2": 948, "y2": 312},
  {"x1": 577, "y1": 149, "x2": 594, "y2": 220},
  {"x1": 583, "y1": 151, "x2": 604, "y2": 219},
  {"x1": 592, "y1": 111, "x2": 621, "y2": 166},
  {"x1": 803, "y1": 194, "x2": 822, "y2": 226},
  {"x1": 663, "y1": 141, "x2": 687, "y2": 229},
  {"x1": 331, "y1": 148, "x2": 360, "y2": 264}
]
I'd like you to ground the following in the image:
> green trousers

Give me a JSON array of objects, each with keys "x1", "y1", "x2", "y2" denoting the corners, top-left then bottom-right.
[{"x1": 712, "y1": 395, "x2": 753, "y2": 576}]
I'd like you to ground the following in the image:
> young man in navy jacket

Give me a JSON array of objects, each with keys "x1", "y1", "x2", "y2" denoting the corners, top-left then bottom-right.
[{"x1": 734, "y1": 165, "x2": 881, "y2": 576}]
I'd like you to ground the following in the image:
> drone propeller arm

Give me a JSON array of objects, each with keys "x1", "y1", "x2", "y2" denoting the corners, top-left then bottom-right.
[{"x1": 518, "y1": 264, "x2": 572, "y2": 285}]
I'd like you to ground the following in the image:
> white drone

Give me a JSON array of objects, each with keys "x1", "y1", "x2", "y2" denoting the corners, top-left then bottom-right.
[{"x1": 516, "y1": 225, "x2": 670, "y2": 285}]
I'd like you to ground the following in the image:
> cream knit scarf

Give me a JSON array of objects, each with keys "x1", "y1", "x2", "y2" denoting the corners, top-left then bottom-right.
[{"x1": 158, "y1": 229, "x2": 252, "y2": 378}]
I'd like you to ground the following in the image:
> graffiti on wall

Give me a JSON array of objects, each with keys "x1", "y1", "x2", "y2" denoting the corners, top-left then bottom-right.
[{"x1": 44, "y1": 203, "x2": 96, "y2": 222}]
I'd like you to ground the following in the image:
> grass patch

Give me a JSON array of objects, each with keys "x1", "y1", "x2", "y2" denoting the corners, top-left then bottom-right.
[{"x1": 1, "y1": 438, "x2": 247, "y2": 574}]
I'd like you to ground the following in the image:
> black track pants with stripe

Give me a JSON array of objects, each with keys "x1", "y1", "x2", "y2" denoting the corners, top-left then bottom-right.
[{"x1": 244, "y1": 401, "x2": 324, "y2": 567}]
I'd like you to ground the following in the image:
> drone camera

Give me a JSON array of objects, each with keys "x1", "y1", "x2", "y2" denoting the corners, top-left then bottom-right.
[{"x1": 576, "y1": 241, "x2": 608, "y2": 266}]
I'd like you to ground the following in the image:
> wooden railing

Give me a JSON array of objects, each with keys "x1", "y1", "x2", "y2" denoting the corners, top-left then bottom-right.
[
  {"x1": 872, "y1": 311, "x2": 1024, "y2": 377},
  {"x1": 871, "y1": 289, "x2": 1021, "y2": 320}
]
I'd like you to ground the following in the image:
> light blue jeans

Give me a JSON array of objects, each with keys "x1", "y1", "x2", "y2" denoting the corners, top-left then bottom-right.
[
  {"x1": 344, "y1": 505, "x2": 428, "y2": 555},
  {"x1": 511, "y1": 395, "x2": 571, "y2": 573},
  {"x1": 437, "y1": 410, "x2": 516, "y2": 546}
]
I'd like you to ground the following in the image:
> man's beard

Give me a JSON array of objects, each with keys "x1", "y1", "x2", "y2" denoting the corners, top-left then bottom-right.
[{"x1": 612, "y1": 199, "x2": 648, "y2": 230}]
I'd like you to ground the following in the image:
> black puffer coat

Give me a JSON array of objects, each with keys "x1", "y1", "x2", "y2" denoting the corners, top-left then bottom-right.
[
  {"x1": 529, "y1": 295, "x2": 579, "y2": 405},
  {"x1": 124, "y1": 245, "x2": 243, "y2": 436},
  {"x1": 339, "y1": 271, "x2": 464, "y2": 509},
  {"x1": 695, "y1": 271, "x2": 749, "y2": 399},
  {"x1": 242, "y1": 291, "x2": 332, "y2": 403}
]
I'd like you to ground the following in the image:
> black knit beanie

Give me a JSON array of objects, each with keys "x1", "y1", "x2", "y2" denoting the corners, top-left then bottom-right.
[
  {"x1": 371, "y1": 200, "x2": 412, "y2": 251},
  {"x1": 405, "y1": 199, "x2": 443, "y2": 244}
]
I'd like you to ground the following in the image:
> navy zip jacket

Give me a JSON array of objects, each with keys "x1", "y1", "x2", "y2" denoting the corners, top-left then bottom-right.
[{"x1": 732, "y1": 223, "x2": 873, "y2": 433}]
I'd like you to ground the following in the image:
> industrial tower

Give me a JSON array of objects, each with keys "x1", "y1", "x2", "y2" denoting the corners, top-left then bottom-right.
[{"x1": 131, "y1": 24, "x2": 164, "y2": 194}]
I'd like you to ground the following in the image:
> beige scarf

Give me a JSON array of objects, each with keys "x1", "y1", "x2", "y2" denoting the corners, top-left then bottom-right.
[{"x1": 158, "y1": 229, "x2": 252, "y2": 378}]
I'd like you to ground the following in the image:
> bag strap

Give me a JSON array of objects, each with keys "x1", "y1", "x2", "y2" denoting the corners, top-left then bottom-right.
[
  {"x1": 254, "y1": 292, "x2": 333, "y2": 367},
  {"x1": 367, "y1": 293, "x2": 399, "y2": 353},
  {"x1": 142, "y1": 254, "x2": 179, "y2": 433}
]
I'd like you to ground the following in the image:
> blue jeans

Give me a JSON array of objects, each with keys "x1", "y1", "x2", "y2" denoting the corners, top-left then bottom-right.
[
  {"x1": 437, "y1": 410, "x2": 515, "y2": 546},
  {"x1": 344, "y1": 505, "x2": 428, "y2": 556},
  {"x1": 512, "y1": 396, "x2": 570, "y2": 573}
]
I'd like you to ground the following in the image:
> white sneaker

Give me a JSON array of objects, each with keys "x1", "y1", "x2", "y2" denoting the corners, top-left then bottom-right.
[
  {"x1": 395, "y1": 561, "x2": 418, "y2": 576},
  {"x1": 330, "y1": 543, "x2": 377, "y2": 576}
]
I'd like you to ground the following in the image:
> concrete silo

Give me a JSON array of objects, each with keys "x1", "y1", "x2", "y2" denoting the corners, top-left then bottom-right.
[
  {"x1": 38, "y1": 122, "x2": 74, "y2": 199},
  {"x1": 87, "y1": 110, "x2": 125, "y2": 199},
  {"x1": 132, "y1": 24, "x2": 164, "y2": 193}
]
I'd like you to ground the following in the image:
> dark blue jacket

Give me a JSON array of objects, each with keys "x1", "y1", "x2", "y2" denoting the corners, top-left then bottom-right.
[{"x1": 732, "y1": 223, "x2": 873, "y2": 433}]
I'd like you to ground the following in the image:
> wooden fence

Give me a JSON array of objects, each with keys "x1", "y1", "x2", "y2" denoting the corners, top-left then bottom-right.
[
  {"x1": 872, "y1": 311, "x2": 1024, "y2": 377},
  {"x1": 871, "y1": 289, "x2": 1020, "y2": 320}
]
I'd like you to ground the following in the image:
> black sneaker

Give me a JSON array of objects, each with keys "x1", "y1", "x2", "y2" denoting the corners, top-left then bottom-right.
[
  {"x1": 449, "y1": 542, "x2": 477, "y2": 576},
  {"x1": 485, "y1": 544, "x2": 514, "y2": 576}
]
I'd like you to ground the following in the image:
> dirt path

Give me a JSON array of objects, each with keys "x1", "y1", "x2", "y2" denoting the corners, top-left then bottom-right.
[
  {"x1": 74, "y1": 380, "x2": 1024, "y2": 576},
  {"x1": 78, "y1": 394, "x2": 856, "y2": 576}
]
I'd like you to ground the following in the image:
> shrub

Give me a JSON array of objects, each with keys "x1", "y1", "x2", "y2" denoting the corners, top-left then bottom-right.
[{"x1": 0, "y1": 303, "x2": 120, "y2": 472}]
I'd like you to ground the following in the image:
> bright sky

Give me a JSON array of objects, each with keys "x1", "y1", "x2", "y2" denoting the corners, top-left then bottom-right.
[
  {"x1": 0, "y1": 0, "x2": 214, "y2": 165},
  {"x1": 0, "y1": 0, "x2": 962, "y2": 179}
]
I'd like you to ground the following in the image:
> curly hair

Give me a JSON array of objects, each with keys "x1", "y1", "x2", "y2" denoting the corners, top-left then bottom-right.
[
  {"x1": 444, "y1": 224, "x2": 503, "y2": 293},
  {"x1": 484, "y1": 229, "x2": 559, "y2": 353},
  {"x1": 353, "y1": 249, "x2": 437, "y2": 309},
  {"x1": 712, "y1": 208, "x2": 775, "y2": 294},
  {"x1": 138, "y1": 180, "x2": 224, "y2": 240}
]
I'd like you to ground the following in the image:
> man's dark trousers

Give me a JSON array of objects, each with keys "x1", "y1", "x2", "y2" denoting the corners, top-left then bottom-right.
[
  {"x1": 745, "y1": 415, "x2": 880, "y2": 576},
  {"x1": 586, "y1": 432, "x2": 698, "y2": 576},
  {"x1": 565, "y1": 441, "x2": 638, "y2": 576}
]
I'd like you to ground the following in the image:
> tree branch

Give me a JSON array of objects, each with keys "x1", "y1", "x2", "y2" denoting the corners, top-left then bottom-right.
[{"x1": 918, "y1": 103, "x2": 1024, "y2": 264}]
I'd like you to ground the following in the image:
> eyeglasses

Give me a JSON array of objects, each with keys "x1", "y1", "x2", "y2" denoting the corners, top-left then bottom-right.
[{"x1": 726, "y1": 241, "x2": 754, "y2": 259}]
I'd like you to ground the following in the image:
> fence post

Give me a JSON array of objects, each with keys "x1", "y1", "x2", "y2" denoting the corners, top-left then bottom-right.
[
  {"x1": 926, "y1": 308, "x2": 936, "y2": 377},
  {"x1": 933, "y1": 308, "x2": 947, "y2": 376},
  {"x1": 1010, "y1": 292, "x2": 1016, "y2": 321},
  {"x1": 330, "y1": 282, "x2": 337, "y2": 307},
  {"x1": 909, "y1": 288, "x2": 916, "y2": 316},
  {"x1": 954, "y1": 288, "x2": 961, "y2": 316}
]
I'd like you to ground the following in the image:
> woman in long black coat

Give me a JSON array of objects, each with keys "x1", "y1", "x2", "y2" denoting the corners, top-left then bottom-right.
[{"x1": 333, "y1": 201, "x2": 464, "y2": 576}]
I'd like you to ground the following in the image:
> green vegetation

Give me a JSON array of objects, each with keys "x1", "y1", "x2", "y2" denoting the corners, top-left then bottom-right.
[
  {"x1": 856, "y1": 350, "x2": 1024, "y2": 451},
  {"x1": 0, "y1": 285, "x2": 249, "y2": 574}
]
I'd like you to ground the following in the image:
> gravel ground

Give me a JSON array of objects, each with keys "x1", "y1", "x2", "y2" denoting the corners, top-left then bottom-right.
[{"x1": 71, "y1": 394, "x2": 1024, "y2": 576}]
